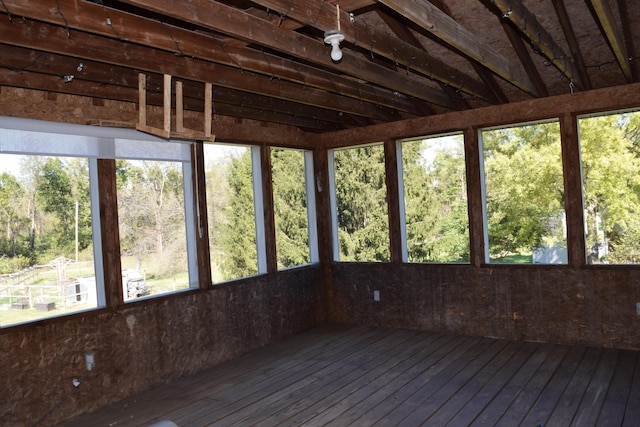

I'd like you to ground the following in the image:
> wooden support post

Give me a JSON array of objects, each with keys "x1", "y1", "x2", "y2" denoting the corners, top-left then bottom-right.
[
  {"x1": 138, "y1": 73, "x2": 147, "y2": 127},
  {"x1": 464, "y1": 126, "x2": 486, "y2": 266},
  {"x1": 560, "y1": 113, "x2": 586, "y2": 267},
  {"x1": 136, "y1": 72, "x2": 171, "y2": 138},
  {"x1": 204, "y1": 82, "x2": 212, "y2": 139},
  {"x1": 384, "y1": 139, "x2": 403, "y2": 264},
  {"x1": 163, "y1": 73, "x2": 171, "y2": 134},
  {"x1": 176, "y1": 80, "x2": 184, "y2": 133},
  {"x1": 261, "y1": 144, "x2": 277, "y2": 274}
]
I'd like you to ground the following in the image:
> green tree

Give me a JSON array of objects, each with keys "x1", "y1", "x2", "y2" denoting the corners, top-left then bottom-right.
[
  {"x1": 0, "y1": 172, "x2": 27, "y2": 257},
  {"x1": 402, "y1": 136, "x2": 469, "y2": 262},
  {"x1": 218, "y1": 149, "x2": 258, "y2": 278},
  {"x1": 271, "y1": 148, "x2": 310, "y2": 269},
  {"x1": 36, "y1": 157, "x2": 75, "y2": 253},
  {"x1": 334, "y1": 145, "x2": 389, "y2": 262},
  {"x1": 482, "y1": 122, "x2": 566, "y2": 260},
  {"x1": 580, "y1": 113, "x2": 640, "y2": 263},
  {"x1": 117, "y1": 160, "x2": 186, "y2": 275}
]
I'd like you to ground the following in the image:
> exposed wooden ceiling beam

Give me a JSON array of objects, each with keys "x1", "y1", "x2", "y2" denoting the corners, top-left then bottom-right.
[
  {"x1": 375, "y1": 8, "x2": 471, "y2": 110},
  {"x1": 615, "y1": 0, "x2": 639, "y2": 81},
  {"x1": 588, "y1": 0, "x2": 634, "y2": 82},
  {"x1": 1, "y1": 0, "x2": 421, "y2": 116},
  {"x1": 249, "y1": 0, "x2": 494, "y2": 103},
  {"x1": 551, "y1": 1, "x2": 592, "y2": 90},
  {"x1": 500, "y1": 20, "x2": 549, "y2": 97},
  {"x1": 0, "y1": 18, "x2": 402, "y2": 123},
  {"x1": 0, "y1": 44, "x2": 373, "y2": 130},
  {"x1": 115, "y1": 0, "x2": 457, "y2": 109},
  {"x1": 379, "y1": 0, "x2": 537, "y2": 96},
  {"x1": 488, "y1": 0, "x2": 583, "y2": 90}
]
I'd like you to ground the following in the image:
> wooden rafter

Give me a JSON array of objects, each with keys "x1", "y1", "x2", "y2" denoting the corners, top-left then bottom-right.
[
  {"x1": 114, "y1": 0, "x2": 456, "y2": 109},
  {"x1": 379, "y1": 0, "x2": 537, "y2": 96},
  {"x1": 488, "y1": 0, "x2": 583, "y2": 90},
  {"x1": 588, "y1": 0, "x2": 633, "y2": 82},
  {"x1": 0, "y1": 0, "x2": 422, "y2": 115},
  {"x1": 500, "y1": 20, "x2": 549, "y2": 97},
  {"x1": 375, "y1": 8, "x2": 471, "y2": 110},
  {"x1": 551, "y1": 1, "x2": 592, "y2": 90},
  {"x1": 250, "y1": 0, "x2": 494, "y2": 103}
]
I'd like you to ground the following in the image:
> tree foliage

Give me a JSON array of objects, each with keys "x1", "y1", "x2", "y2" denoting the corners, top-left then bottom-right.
[
  {"x1": 482, "y1": 122, "x2": 566, "y2": 259},
  {"x1": 117, "y1": 160, "x2": 186, "y2": 276},
  {"x1": 333, "y1": 145, "x2": 390, "y2": 262},
  {"x1": 580, "y1": 113, "x2": 640, "y2": 263},
  {"x1": 209, "y1": 148, "x2": 258, "y2": 280},
  {"x1": 271, "y1": 148, "x2": 310, "y2": 269},
  {"x1": 402, "y1": 136, "x2": 469, "y2": 262}
]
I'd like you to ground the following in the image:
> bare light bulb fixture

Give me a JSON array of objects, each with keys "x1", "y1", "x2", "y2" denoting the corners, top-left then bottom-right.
[
  {"x1": 324, "y1": 4, "x2": 344, "y2": 62},
  {"x1": 324, "y1": 30, "x2": 345, "y2": 62}
]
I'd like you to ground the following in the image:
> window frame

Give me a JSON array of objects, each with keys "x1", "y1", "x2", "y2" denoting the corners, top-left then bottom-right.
[
  {"x1": 396, "y1": 132, "x2": 470, "y2": 264},
  {"x1": 0, "y1": 116, "x2": 200, "y2": 321},
  {"x1": 329, "y1": 142, "x2": 390, "y2": 263},
  {"x1": 270, "y1": 147, "x2": 319, "y2": 270},
  {"x1": 479, "y1": 119, "x2": 567, "y2": 265}
]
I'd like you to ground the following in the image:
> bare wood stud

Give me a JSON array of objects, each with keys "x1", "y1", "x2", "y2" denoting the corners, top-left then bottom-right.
[
  {"x1": 138, "y1": 73, "x2": 147, "y2": 127},
  {"x1": 204, "y1": 82, "x2": 212, "y2": 138},
  {"x1": 176, "y1": 80, "x2": 184, "y2": 133},
  {"x1": 163, "y1": 74, "x2": 171, "y2": 134}
]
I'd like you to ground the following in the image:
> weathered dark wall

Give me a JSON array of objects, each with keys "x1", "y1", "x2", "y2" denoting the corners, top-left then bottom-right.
[
  {"x1": 0, "y1": 266, "x2": 324, "y2": 427},
  {"x1": 328, "y1": 263, "x2": 640, "y2": 350}
]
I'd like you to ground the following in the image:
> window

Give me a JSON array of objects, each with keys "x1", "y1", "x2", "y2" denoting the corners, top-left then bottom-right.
[
  {"x1": 481, "y1": 121, "x2": 567, "y2": 264},
  {"x1": 271, "y1": 148, "x2": 318, "y2": 269},
  {"x1": 399, "y1": 134, "x2": 470, "y2": 263},
  {"x1": 0, "y1": 118, "x2": 104, "y2": 326},
  {"x1": 204, "y1": 144, "x2": 265, "y2": 282},
  {"x1": 579, "y1": 110, "x2": 640, "y2": 264},
  {"x1": 330, "y1": 144, "x2": 390, "y2": 262},
  {"x1": 116, "y1": 159, "x2": 195, "y2": 301}
]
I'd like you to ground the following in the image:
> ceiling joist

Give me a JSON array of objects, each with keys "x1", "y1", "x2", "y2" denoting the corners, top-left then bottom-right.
[
  {"x1": 0, "y1": 18, "x2": 400, "y2": 123},
  {"x1": 250, "y1": 0, "x2": 494, "y2": 103},
  {"x1": 115, "y1": 0, "x2": 457, "y2": 110},
  {"x1": 1, "y1": 0, "x2": 423, "y2": 116}
]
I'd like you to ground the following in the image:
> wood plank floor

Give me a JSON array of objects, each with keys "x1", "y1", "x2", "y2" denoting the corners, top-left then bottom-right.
[{"x1": 62, "y1": 324, "x2": 640, "y2": 427}]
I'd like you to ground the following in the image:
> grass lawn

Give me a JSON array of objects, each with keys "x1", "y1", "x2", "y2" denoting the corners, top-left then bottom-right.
[{"x1": 490, "y1": 253, "x2": 533, "y2": 264}]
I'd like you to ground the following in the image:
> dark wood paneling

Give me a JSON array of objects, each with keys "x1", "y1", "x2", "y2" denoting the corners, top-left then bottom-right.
[
  {"x1": 328, "y1": 263, "x2": 640, "y2": 350},
  {"x1": 1, "y1": 267, "x2": 323, "y2": 427}
]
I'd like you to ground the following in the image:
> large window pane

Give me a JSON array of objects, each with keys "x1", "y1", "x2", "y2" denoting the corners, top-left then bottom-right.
[
  {"x1": 580, "y1": 111, "x2": 640, "y2": 264},
  {"x1": 400, "y1": 134, "x2": 470, "y2": 263},
  {"x1": 481, "y1": 121, "x2": 567, "y2": 264},
  {"x1": 331, "y1": 144, "x2": 390, "y2": 262},
  {"x1": 205, "y1": 144, "x2": 261, "y2": 282},
  {"x1": 0, "y1": 154, "x2": 99, "y2": 326},
  {"x1": 117, "y1": 160, "x2": 190, "y2": 300},
  {"x1": 271, "y1": 148, "x2": 315, "y2": 269}
]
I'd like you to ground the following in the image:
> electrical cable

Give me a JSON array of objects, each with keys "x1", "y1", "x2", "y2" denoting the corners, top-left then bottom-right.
[{"x1": 30, "y1": 373, "x2": 89, "y2": 427}]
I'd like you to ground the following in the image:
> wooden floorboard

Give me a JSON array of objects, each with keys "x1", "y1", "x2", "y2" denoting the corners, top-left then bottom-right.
[{"x1": 61, "y1": 324, "x2": 640, "y2": 427}]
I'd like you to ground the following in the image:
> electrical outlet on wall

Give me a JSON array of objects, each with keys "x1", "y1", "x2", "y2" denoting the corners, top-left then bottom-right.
[{"x1": 373, "y1": 290, "x2": 380, "y2": 301}]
